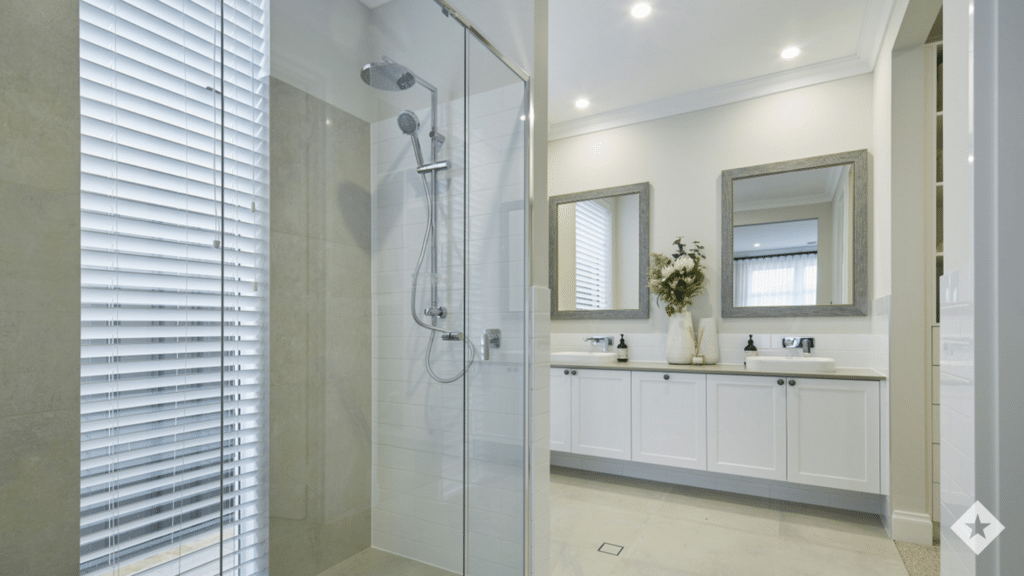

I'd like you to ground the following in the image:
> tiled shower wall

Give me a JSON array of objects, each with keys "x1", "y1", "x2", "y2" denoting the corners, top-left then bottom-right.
[
  {"x1": 0, "y1": 2, "x2": 82, "y2": 573},
  {"x1": 371, "y1": 83, "x2": 529, "y2": 575},
  {"x1": 268, "y1": 78, "x2": 373, "y2": 576}
]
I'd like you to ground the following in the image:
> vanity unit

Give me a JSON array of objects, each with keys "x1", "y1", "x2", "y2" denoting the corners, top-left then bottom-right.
[{"x1": 550, "y1": 362, "x2": 887, "y2": 508}]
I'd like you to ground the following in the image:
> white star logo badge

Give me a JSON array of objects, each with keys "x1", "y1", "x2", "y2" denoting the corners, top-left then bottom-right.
[{"x1": 952, "y1": 501, "x2": 1005, "y2": 554}]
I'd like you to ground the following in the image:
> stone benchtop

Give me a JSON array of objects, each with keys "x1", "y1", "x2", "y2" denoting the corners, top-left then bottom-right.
[{"x1": 548, "y1": 359, "x2": 886, "y2": 381}]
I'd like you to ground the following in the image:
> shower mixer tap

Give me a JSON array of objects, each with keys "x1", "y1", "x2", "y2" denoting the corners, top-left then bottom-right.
[{"x1": 424, "y1": 305, "x2": 447, "y2": 320}]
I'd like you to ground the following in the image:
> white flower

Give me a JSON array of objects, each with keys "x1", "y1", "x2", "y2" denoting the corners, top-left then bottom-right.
[
  {"x1": 673, "y1": 256, "x2": 694, "y2": 271},
  {"x1": 661, "y1": 264, "x2": 675, "y2": 278}
]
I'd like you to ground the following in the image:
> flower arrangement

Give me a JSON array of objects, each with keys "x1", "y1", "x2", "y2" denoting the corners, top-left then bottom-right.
[{"x1": 648, "y1": 237, "x2": 707, "y2": 316}]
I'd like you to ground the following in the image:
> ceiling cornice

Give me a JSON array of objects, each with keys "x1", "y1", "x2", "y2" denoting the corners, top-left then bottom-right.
[
  {"x1": 858, "y1": 0, "x2": 899, "y2": 67},
  {"x1": 549, "y1": 0, "x2": 899, "y2": 142},
  {"x1": 549, "y1": 55, "x2": 871, "y2": 141}
]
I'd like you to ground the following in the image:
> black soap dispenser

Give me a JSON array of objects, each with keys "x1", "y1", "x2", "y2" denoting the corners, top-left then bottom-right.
[
  {"x1": 617, "y1": 334, "x2": 629, "y2": 362},
  {"x1": 744, "y1": 334, "x2": 758, "y2": 367}
]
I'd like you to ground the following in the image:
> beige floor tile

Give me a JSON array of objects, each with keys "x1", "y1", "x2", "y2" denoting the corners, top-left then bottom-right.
[
  {"x1": 316, "y1": 547, "x2": 457, "y2": 576},
  {"x1": 767, "y1": 538, "x2": 910, "y2": 576},
  {"x1": 549, "y1": 541, "x2": 622, "y2": 576},
  {"x1": 551, "y1": 467, "x2": 915, "y2": 576},
  {"x1": 624, "y1": 516, "x2": 778, "y2": 573},
  {"x1": 607, "y1": 557, "x2": 712, "y2": 575},
  {"x1": 657, "y1": 485, "x2": 782, "y2": 537},
  {"x1": 550, "y1": 495, "x2": 651, "y2": 551}
]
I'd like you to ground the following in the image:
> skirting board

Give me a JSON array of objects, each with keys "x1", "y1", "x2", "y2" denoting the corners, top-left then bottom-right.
[
  {"x1": 551, "y1": 452, "x2": 887, "y2": 516},
  {"x1": 890, "y1": 510, "x2": 934, "y2": 546}
]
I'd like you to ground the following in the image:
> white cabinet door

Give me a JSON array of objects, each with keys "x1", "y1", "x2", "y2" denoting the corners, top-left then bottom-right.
[
  {"x1": 706, "y1": 375, "x2": 787, "y2": 481},
  {"x1": 787, "y1": 377, "x2": 880, "y2": 493},
  {"x1": 572, "y1": 369, "x2": 632, "y2": 460},
  {"x1": 549, "y1": 368, "x2": 572, "y2": 452},
  {"x1": 631, "y1": 372, "x2": 707, "y2": 469}
]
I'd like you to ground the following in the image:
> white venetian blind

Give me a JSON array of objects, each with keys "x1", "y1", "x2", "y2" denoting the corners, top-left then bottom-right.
[
  {"x1": 79, "y1": 0, "x2": 269, "y2": 574},
  {"x1": 574, "y1": 199, "x2": 613, "y2": 310}
]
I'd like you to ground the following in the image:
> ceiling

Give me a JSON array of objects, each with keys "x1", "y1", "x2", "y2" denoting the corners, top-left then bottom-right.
[
  {"x1": 734, "y1": 165, "x2": 849, "y2": 212},
  {"x1": 549, "y1": 0, "x2": 896, "y2": 139}
]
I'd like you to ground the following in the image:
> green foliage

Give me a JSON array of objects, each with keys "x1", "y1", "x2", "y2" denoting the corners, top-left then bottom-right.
[{"x1": 648, "y1": 238, "x2": 707, "y2": 317}]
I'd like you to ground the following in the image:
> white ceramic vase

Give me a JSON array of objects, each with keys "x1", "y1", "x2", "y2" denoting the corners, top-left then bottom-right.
[
  {"x1": 665, "y1": 310, "x2": 695, "y2": 364},
  {"x1": 697, "y1": 318, "x2": 720, "y2": 365}
]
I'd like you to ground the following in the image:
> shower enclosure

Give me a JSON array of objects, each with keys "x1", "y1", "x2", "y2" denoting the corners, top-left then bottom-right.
[{"x1": 269, "y1": 0, "x2": 532, "y2": 575}]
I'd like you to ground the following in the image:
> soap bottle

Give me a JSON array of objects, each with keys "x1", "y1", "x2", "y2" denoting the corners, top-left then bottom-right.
[
  {"x1": 617, "y1": 334, "x2": 629, "y2": 362},
  {"x1": 743, "y1": 335, "x2": 758, "y2": 367}
]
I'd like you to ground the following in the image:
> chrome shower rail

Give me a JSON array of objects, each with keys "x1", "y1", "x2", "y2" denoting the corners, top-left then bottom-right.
[{"x1": 432, "y1": 0, "x2": 531, "y2": 82}]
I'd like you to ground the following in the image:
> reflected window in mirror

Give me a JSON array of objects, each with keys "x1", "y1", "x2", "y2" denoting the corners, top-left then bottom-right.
[
  {"x1": 721, "y1": 150, "x2": 868, "y2": 318},
  {"x1": 550, "y1": 183, "x2": 650, "y2": 320}
]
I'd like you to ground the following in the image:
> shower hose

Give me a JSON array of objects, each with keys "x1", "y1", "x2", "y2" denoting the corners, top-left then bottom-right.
[{"x1": 410, "y1": 171, "x2": 476, "y2": 383}]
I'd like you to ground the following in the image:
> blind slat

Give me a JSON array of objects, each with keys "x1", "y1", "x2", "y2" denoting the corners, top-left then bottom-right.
[{"x1": 80, "y1": 0, "x2": 268, "y2": 573}]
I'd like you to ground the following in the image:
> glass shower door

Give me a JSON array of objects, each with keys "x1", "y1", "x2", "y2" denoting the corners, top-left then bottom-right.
[{"x1": 463, "y1": 30, "x2": 531, "y2": 576}]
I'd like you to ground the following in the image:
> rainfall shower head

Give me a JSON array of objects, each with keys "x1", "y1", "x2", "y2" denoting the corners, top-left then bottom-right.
[
  {"x1": 397, "y1": 110, "x2": 420, "y2": 135},
  {"x1": 360, "y1": 61, "x2": 416, "y2": 91}
]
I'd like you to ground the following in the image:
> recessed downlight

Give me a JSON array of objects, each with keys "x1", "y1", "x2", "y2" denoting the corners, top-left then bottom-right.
[
  {"x1": 753, "y1": 243, "x2": 761, "y2": 248},
  {"x1": 781, "y1": 46, "x2": 801, "y2": 59},
  {"x1": 631, "y1": 2, "x2": 652, "y2": 18},
  {"x1": 575, "y1": 98, "x2": 590, "y2": 109}
]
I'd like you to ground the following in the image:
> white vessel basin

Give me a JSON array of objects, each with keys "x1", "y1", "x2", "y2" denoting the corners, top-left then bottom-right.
[
  {"x1": 745, "y1": 356, "x2": 837, "y2": 374},
  {"x1": 551, "y1": 351, "x2": 618, "y2": 365}
]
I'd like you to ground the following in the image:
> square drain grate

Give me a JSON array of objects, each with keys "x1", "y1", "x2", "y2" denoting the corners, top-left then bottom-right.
[{"x1": 598, "y1": 542, "x2": 623, "y2": 556}]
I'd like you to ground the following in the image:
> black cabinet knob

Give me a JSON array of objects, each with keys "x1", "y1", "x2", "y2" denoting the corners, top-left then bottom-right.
[
  {"x1": 571, "y1": 370, "x2": 577, "y2": 376},
  {"x1": 664, "y1": 374, "x2": 670, "y2": 380},
  {"x1": 777, "y1": 379, "x2": 784, "y2": 385},
  {"x1": 788, "y1": 379, "x2": 796, "y2": 386},
  {"x1": 564, "y1": 369, "x2": 570, "y2": 375}
]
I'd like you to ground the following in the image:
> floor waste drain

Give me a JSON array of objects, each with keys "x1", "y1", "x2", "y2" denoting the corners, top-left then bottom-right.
[{"x1": 598, "y1": 543, "x2": 623, "y2": 556}]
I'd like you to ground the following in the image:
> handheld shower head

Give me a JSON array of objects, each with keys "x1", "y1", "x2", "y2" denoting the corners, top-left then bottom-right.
[
  {"x1": 397, "y1": 110, "x2": 425, "y2": 166},
  {"x1": 360, "y1": 61, "x2": 416, "y2": 91},
  {"x1": 397, "y1": 110, "x2": 420, "y2": 135}
]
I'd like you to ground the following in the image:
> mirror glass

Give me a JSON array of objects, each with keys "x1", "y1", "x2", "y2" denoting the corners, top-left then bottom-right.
[
  {"x1": 722, "y1": 150, "x2": 868, "y2": 318},
  {"x1": 550, "y1": 183, "x2": 650, "y2": 320},
  {"x1": 732, "y1": 165, "x2": 852, "y2": 306}
]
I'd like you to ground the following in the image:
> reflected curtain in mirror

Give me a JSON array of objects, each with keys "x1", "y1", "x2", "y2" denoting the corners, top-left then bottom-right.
[
  {"x1": 734, "y1": 252, "x2": 817, "y2": 306},
  {"x1": 721, "y1": 149, "x2": 868, "y2": 318}
]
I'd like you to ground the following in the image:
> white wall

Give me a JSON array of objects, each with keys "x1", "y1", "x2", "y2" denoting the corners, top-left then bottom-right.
[
  {"x1": 548, "y1": 74, "x2": 876, "y2": 359},
  {"x1": 271, "y1": 0, "x2": 374, "y2": 121}
]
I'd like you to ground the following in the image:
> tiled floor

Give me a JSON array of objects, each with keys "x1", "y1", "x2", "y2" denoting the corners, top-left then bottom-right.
[
  {"x1": 549, "y1": 466, "x2": 911, "y2": 576},
  {"x1": 315, "y1": 547, "x2": 458, "y2": 576}
]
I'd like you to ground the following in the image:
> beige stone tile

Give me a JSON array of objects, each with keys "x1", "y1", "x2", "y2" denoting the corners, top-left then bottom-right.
[
  {"x1": 270, "y1": 508, "x2": 371, "y2": 576},
  {"x1": 550, "y1": 496, "x2": 650, "y2": 551},
  {"x1": 325, "y1": 108, "x2": 372, "y2": 251},
  {"x1": 656, "y1": 485, "x2": 782, "y2": 537},
  {"x1": 549, "y1": 541, "x2": 621, "y2": 576},
  {"x1": 623, "y1": 517, "x2": 777, "y2": 573},
  {"x1": 0, "y1": 309, "x2": 79, "y2": 381},
  {"x1": 553, "y1": 475, "x2": 670, "y2": 517},
  {"x1": 0, "y1": 366, "x2": 79, "y2": 418},
  {"x1": 316, "y1": 546, "x2": 457, "y2": 576},
  {"x1": 779, "y1": 500, "x2": 888, "y2": 537},
  {"x1": 269, "y1": 377, "x2": 309, "y2": 521},
  {"x1": 326, "y1": 242, "x2": 372, "y2": 300},
  {"x1": 324, "y1": 385, "x2": 372, "y2": 523},
  {"x1": 777, "y1": 501, "x2": 899, "y2": 561},
  {"x1": 764, "y1": 537, "x2": 910, "y2": 576},
  {"x1": 0, "y1": 410, "x2": 79, "y2": 575},
  {"x1": 0, "y1": 1, "x2": 80, "y2": 193},
  {"x1": 269, "y1": 79, "x2": 314, "y2": 238},
  {"x1": 606, "y1": 557, "x2": 711, "y2": 576},
  {"x1": 0, "y1": 181, "x2": 79, "y2": 286}
]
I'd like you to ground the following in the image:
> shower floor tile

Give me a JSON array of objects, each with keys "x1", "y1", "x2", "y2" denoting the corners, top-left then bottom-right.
[{"x1": 316, "y1": 547, "x2": 458, "y2": 576}]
